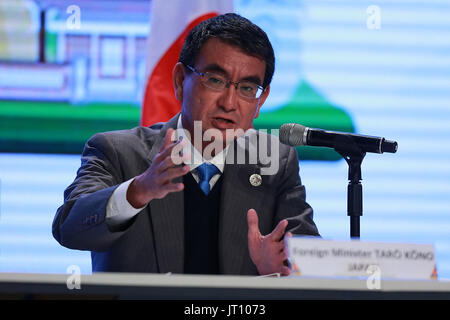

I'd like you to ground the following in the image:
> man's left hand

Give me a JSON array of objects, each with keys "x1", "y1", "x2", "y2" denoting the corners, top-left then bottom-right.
[{"x1": 247, "y1": 208, "x2": 292, "y2": 276}]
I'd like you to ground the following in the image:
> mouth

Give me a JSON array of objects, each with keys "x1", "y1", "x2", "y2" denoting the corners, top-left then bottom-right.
[{"x1": 212, "y1": 116, "x2": 236, "y2": 129}]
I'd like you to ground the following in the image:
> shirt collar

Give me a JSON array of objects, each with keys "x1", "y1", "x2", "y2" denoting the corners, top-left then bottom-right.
[{"x1": 176, "y1": 115, "x2": 228, "y2": 173}]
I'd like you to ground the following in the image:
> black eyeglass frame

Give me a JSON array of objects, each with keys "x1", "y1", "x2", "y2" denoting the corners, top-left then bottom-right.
[{"x1": 184, "y1": 64, "x2": 266, "y2": 100}]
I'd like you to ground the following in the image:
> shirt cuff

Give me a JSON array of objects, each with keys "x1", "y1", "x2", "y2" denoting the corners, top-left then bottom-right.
[{"x1": 106, "y1": 178, "x2": 147, "y2": 226}]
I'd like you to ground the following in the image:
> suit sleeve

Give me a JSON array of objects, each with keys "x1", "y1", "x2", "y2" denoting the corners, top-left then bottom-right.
[
  {"x1": 52, "y1": 132, "x2": 134, "y2": 251},
  {"x1": 274, "y1": 146, "x2": 320, "y2": 236}
]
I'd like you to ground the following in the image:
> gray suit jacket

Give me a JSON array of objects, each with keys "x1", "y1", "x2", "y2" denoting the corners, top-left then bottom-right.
[{"x1": 52, "y1": 114, "x2": 319, "y2": 275}]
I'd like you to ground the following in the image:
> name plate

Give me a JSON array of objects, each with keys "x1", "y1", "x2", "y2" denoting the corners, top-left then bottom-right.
[{"x1": 286, "y1": 237, "x2": 437, "y2": 280}]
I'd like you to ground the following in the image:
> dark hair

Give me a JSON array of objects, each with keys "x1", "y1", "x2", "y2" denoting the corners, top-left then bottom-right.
[{"x1": 179, "y1": 13, "x2": 275, "y2": 88}]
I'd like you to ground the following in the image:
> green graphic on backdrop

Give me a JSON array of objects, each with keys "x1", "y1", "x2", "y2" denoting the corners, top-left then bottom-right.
[
  {"x1": 255, "y1": 80, "x2": 355, "y2": 160},
  {"x1": 0, "y1": 80, "x2": 354, "y2": 160},
  {"x1": 0, "y1": 100, "x2": 140, "y2": 154}
]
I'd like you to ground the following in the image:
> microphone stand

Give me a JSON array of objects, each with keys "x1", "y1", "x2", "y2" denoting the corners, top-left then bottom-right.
[{"x1": 334, "y1": 135, "x2": 366, "y2": 239}]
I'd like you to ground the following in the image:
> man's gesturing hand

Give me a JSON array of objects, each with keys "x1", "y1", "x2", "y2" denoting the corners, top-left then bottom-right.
[
  {"x1": 127, "y1": 128, "x2": 190, "y2": 208},
  {"x1": 247, "y1": 208, "x2": 292, "y2": 276}
]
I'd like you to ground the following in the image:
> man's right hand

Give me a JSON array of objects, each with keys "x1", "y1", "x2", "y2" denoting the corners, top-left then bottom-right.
[{"x1": 127, "y1": 128, "x2": 191, "y2": 208}]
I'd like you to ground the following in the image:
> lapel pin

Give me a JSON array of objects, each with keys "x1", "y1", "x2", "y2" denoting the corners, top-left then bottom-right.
[{"x1": 249, "y1": 173, "x2": 262, "y2": 187}]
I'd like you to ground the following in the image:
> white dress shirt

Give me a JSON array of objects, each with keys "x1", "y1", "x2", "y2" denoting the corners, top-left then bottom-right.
[{"x1": 106, "y1": 115, "x2": 228, "y2": 226}]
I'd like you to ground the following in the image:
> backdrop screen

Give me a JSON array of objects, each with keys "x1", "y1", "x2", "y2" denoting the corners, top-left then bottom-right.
[{"x1": 0, "y1": 0, "x2": 449, "y2": 279}]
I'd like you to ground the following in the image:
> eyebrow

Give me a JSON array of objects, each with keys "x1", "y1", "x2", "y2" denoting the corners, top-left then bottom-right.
[{"x1": 202, "y1": 63, "x2": 263, "y2": 86}]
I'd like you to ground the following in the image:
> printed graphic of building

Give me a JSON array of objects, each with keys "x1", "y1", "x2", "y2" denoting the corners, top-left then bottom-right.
[{"x1": 0, "y1": 0, "x2": 150, "y2": 105}]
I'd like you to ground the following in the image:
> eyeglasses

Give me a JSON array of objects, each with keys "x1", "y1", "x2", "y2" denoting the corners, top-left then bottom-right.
[{"x1": 185, "y1": 64, "x2": 265, "y2": 100}]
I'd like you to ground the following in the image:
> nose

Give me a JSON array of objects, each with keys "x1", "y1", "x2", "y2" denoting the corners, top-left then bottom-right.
[{"x1": 218, "y1": 83, "x2": 239, "y2": 112}]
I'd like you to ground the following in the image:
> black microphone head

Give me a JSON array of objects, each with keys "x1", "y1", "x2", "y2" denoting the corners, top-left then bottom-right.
[
  {"x1": 279, "y1": 123, "x2": 307, "y2": 146},
  {"x1": 381, "y1": 139, "x2": 398, "y2": 153}
]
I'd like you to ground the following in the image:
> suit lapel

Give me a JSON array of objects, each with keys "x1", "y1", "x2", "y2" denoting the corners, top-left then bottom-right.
[
  {"x1": 146, "y1": 115, "x2": 180, "y2": 162},
  {"x1": 147, "y1": 114, "x2": 185, "y2": 273},
  {"x1": 219, "y1": 133, "x2": 262, "y2": 274}
]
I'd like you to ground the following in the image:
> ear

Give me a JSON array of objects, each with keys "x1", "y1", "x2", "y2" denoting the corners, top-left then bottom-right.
[
  {"x1": 254, "y1": 85, "x2": 270, "y2": 119},
  {"x1": 172, "y1": 62, "x2": 186, "y2": 102}
]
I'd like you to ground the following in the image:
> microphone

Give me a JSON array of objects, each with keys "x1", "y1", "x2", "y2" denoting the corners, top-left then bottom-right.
[{"x1": 279, "y1": 123, "x2": 398, "y2": 154}]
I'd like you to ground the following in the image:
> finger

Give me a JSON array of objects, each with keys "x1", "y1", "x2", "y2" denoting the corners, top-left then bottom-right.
[
  {"x1": 152, "y1": 140, "x2": 185, "y2": 170},
  {"x1": 160, "y1": 165, "x2": 190, "y2": 183},
  {"x1": 247, "y1": 209, "x2": 261, "y2": 238},
  {"x1": 158, "y1": 157, "x2": 183, "y2": 173},
  {"x1": 167, "y1": 138, "x2": 190, "y2": 166},
  {"x1": 153, "y1": 182, "x2": 184, "y2": 199},
  {"x1": 268, "y1": 219, "x2": 288, "y2": 242},
  {"x1": 152, "y1": 140, "x2": 179, "y2": 168},
  {"x1": 158, "y1": 150, "x2": 190, "y2": 173},
  {"x1": 281, "y1": 266, "x2": 291, "y2": 277},
  {"x1": 157, "y1": 128, "x2": 181, "y2": 159},
  {"x1": 157, "y1": 137, "x2": 187, "y2": 163},
  {"x1": 161, "y1": 181, "x2": 184, "y2": 194},
  {"x1": 157, "y1": 156, "x2": 175, "y2": 173},
  {"x1": 160, "y1": 128, "x2": 178, "y2": 152}
]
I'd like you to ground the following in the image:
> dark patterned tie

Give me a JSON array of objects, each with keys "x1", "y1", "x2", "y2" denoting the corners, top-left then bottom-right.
[{"x1": 196, "y1": 163, "x2": 220, "y2": 195}]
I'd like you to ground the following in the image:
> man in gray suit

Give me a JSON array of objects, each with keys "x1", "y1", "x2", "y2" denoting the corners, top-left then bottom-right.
[{"x1": 52, "y1": 13, "x2": 319, "y2": 276}]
